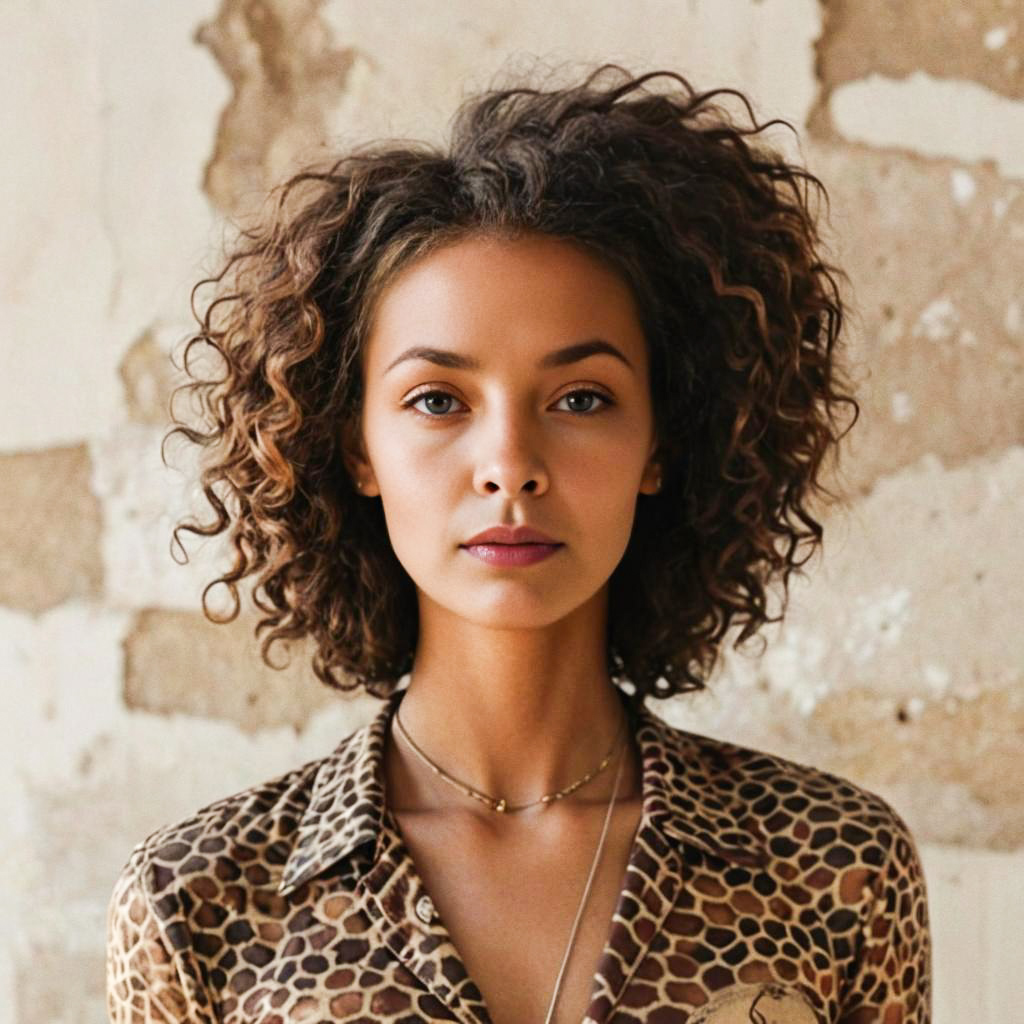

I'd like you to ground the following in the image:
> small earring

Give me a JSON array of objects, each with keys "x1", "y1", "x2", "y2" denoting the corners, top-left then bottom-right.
[{"x1": 356, "y1": 480, "x2": 364, "y2": 491}]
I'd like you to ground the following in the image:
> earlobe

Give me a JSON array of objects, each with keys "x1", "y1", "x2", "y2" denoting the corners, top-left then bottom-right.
[
  {"x1": 346, "y1": 456, "x2": 378, "y2": 496},
  {"x1": 642, "y1": 462, "x2": 663, "y2": 494},
  {"x1": 646, "y1": 435, "x2": 663, "y2": 493},
  {"x1": 351, "y1": 469, "x2": 379, "y2": 497},
  {"x1": 341, "y1": 419, "x2": 377, "y2": 496}
]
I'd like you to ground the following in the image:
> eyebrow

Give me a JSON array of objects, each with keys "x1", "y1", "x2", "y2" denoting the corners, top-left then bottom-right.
[{"x1": 383, "y1": 338, "x2": 634, "y2": 375}]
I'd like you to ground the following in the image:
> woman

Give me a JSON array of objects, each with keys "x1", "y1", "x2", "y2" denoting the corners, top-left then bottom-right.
[{"x1": 106, "y1": 64, "x2": 931, "y2": 1022}]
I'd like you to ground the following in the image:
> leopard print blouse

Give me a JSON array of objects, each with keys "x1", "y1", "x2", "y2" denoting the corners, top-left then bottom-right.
[{"x1": 106, "y1": 686, "x2": 932, "y2": 1022}]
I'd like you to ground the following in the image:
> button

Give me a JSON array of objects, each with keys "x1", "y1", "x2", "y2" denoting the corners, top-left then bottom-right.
[{"x1": 415, "y1": 894, "x2": 435, "y2": 923}]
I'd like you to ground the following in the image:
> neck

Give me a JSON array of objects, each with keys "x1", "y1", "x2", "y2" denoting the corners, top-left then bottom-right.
[{"x1": 384, "y1": 604, "x2": 642, "y2": 816}]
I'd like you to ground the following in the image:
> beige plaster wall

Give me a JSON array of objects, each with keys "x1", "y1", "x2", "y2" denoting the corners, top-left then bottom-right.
[{"x1": 1, "y1": 1, "x2": 1021, "y2": 1020}]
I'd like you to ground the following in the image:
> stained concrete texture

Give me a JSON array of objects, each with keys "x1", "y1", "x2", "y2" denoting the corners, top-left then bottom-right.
[
  {"x1": 0, "y1": 0, "x2": 228, "y2": 452},
  {"x1": 817, "y1": 0, "x2": 1023, "y2": 101},
  {"x1": 323, "y1": 0, "x2": 821, "y2": 151},
  {"x1": 2, "y1": 603, "x2": 128, "y2": 789},
  {"x1": 922, "y1": 843, "x2": 1024, "y2": 1023},
  {"x1": 812, "y1": 685, "x2": 1022, "y2": 848},
  {"x1": 0, "y1": 446, "x2": 103, "y2": 614},
  {"x1": 89, "y1": 420, "x2": 236, "y2": 612},
  {"x1": 196, "y1": 0, "x2": 357, "y2": 221},
  {"x1": 812, "y1": 3, "x2": 1024, "y2": 178},
  {"x1": 124, "y1": 608, "x2": 342, "y2": 732},
  {"x1": 802, "y1": 140, "x2": 1024, "y2": 491},
  {"x1": 829, "y1": 72, "x2": 1024, "y2": 179},
  {"x1": 118, "y1": 328, "x2": 181, "y2": 426},
  {"x1": 195, "y1": 0, "x2": 822, "y2": 219}
]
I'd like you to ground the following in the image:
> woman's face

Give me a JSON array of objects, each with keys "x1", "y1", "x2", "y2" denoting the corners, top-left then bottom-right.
[{"x1": 348, "y1": 231, "x2": 661, "y2": 630}]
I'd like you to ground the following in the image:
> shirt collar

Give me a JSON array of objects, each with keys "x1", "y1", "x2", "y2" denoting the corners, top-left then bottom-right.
[{"x1": 278, "y1": 686, "x2": 768, "y2": 896}]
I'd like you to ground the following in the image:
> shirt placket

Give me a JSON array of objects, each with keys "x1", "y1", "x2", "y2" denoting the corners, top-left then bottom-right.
[
  {"x1": 581, "y1": 818, "x2": 684, "y2": 1024},
  {"x1": 356, "y1": 825, "x2": 495, "y2": 1024}
]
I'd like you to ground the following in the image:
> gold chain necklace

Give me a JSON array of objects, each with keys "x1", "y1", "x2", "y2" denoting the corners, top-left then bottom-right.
[
  {"x1": 392, "y1": 702, "x2": 627, "y2": 813},
  {"x1": 390, "y1": 695, "x2": 631, "y2": 1022}
]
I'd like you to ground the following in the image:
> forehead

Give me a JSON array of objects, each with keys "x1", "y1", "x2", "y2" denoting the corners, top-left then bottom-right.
[{"x1": 362, "y1": 232, "x2": 647, "y2": 370}]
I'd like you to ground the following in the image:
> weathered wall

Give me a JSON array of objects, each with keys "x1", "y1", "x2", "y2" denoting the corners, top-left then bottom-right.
[{"x1": 1, "y1": 1, "x2": 1021, "y2": 1021}]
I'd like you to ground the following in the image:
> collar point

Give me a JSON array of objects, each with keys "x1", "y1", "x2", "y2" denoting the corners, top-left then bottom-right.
[{"x1": 277, "y1": 867, "x2": 306, "y2": 897}]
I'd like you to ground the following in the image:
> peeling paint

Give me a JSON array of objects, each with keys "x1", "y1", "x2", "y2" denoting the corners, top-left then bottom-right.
[
  {"x1": 0, "y1": 447, "x2": 104, "y2": 613},
  {"x1": 117, "y1": 327, "x2": 178, "y2": 426},
  {"x1": 757, "y1": 624, "x2": 831, "y2": 716},
  {"x1": 817, "y1": 1, "x2": 1024, "y2": 104},
  {"x1": 923, "y1": 663, "x2": 952, "y2": 696},
  {"x1": 830, "y1": 72, "x2": 1024, "y2": 179},
  {"x1": 195, "y1": 0, "x2": 356, "y2": 219},
  {"x1": 985, "y1": 25, "x2": 1010, "y2": 51},
  {"x1": 890, "y1": 391, "x2": 914, "y2": 423},
  {"x1": 841, "y1": 587, "x2": 912, "y2": 663},
  {"x1": 913, "y1": 296, "x2": 959, "y2": 343},
  {"x1": 1005, "y1": 299, "x2": 1023, "y2": 335},
  {"x1": 951, "y1": 168, "x2": 977, "y2": 205}
]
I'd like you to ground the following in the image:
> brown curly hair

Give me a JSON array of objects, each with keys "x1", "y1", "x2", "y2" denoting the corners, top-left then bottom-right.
[{"x1": 164, "y1": 62, "x2": 858, "y2": 709}]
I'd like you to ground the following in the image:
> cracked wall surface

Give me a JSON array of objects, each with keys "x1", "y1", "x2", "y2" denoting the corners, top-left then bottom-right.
[
  {"x1": 2, "y1": 1, "x2": 1022, "y2": 1021},
  {"x1": 196, "y1": 0, "x2": 357, "y2": 221},
  {"x1": 817, "y1": 0, "x2": 1023, "y2": 102}
]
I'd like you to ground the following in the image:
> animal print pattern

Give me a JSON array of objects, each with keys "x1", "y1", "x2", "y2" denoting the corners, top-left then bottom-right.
[{"x1": 106, "y1": 685, "x2": 932, "y2": 1022}]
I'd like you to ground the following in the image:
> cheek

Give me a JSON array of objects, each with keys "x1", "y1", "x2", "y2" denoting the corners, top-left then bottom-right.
[
  {"x1": 380, "y1": 442, "x2": 461, "y2": 507},
  {"x1": 369, "y1": 434, "x2": 457, "y2": 559},
  {"x1": 564, "y1": 445, "x2": 644, "y2": 550},
  {"x1": 565, "y1": 431, "x2": 643, "y2": 489}
]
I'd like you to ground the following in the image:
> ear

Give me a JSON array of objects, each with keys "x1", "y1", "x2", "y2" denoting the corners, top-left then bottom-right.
[
  {"x1": 639, "y1": 433, "x2": 662, "y2": 495},
  {"x1": 340, "y1": 416, "x2": 380, "y2": 497},
  {"x1": 639, "y1": 462, "x2": 662, "y2": 495}
]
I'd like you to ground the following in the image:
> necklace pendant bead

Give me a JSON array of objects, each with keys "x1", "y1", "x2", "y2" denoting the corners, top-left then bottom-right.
[{"x1": 495, "y1": 798, "x2": 507, "y2": 813}]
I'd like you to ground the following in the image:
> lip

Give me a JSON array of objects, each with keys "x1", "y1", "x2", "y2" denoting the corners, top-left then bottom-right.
[
  {"x1": 462, "y1": 525, "x2": 560, "y2": 546},
  {"x1": 461, "y1": 542, "x2": 563, "y2": 567}
]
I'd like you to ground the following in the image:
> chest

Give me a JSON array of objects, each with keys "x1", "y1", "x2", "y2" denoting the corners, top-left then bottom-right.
[{"x1": 390, "y1": 798, "x2": 644, "y2": 1024}]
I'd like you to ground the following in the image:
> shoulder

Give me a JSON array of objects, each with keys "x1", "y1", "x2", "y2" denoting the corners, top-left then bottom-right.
[
  {"x1": 651, "y1": 711, "x2": 921, "y2": 876},
  {"x1": 651, "y1": 714, "x2": 930, "y2": 987},
  {"x1": 113, "y1": 724, "x2": 367, "y2": 918}
]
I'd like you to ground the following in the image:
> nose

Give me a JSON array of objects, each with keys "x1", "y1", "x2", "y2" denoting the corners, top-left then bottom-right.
[{"x1": 472, "y1": 405, "x2": 550, "y2": 497}]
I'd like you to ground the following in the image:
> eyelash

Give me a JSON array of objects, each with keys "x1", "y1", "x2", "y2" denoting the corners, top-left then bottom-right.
[{"x1": 401, "y1": 387, "x2": 616, "y2": 421}]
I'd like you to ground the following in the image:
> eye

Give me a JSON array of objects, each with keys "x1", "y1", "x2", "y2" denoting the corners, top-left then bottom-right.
[
  {"x1": 402, "y1": 389, "x2": 466, "y2": 418},
  {"x1": 555, "y1": 389, "x2": 615, "y2": 415},
  {"x1": 402, "y1": 387, "x2": 615, "y2": 420}
]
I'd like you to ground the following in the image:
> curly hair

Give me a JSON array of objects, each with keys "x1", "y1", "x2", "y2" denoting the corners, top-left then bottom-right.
[{"x1": 164, "y1": 62, "x2": 858, "y2": 709}]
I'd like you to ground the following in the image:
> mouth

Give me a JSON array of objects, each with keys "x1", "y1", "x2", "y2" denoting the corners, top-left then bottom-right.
[
  {"x1": 459, "y1": 541, "x2": 564, "y2": 549},
  {"x1": 460, "y1": 541, "x2": 564, "y2": 566}
]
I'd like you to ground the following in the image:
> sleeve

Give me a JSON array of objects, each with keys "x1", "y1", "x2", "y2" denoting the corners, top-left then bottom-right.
[
  {"x1": 837, "y1": 811, "x2": 933, "y2": 1023},
  {"x1": 105, "y1": 856, "x2": 217, "y2": 1024}
]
